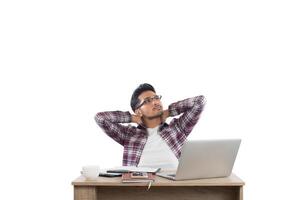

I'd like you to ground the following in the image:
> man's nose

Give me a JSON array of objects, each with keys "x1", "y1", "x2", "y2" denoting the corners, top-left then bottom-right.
[{"x1": 153, "y1": 100, "x2": 160, "y2": 106}]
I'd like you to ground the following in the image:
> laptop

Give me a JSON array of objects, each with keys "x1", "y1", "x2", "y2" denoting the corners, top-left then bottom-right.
[{"x1": 157, "y1": 139, "x2": 241, "y2": 180}]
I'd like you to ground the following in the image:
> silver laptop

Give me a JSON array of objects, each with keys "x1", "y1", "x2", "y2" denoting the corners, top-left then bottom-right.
[{"x1": 157, "y1": 139, "x2": 241, "y2": 180}]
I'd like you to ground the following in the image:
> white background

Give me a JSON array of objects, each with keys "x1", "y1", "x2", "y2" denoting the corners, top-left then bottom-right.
[{"x1": 0, "y1": 1, "x2": 299, "y2": 199}]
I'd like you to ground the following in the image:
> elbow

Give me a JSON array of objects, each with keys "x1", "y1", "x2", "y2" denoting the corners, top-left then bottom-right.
[
  {"x1": 94, "y1": 112, "x2": 105, "y2": 126},
  {"x1": 194, "y1": 95, "x2": 206, "y2": 113},
  {"x1": 196, "y1": 95, "x2": 206, "y2": 107},
  {"x1": 201, "y1": 95, "x2": 206, "y2": 106}
]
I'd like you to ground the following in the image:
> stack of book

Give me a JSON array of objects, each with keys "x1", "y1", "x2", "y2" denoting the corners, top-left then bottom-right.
[
  {"x1": 100, "y1": 166, "x2": 160, "y2": 189},
  {"x1": 121, "y1": 171, "x2": 155, "y2": 183},
  {"x1": 105, "y1": 166, "x2": 160, "y2": 188}
]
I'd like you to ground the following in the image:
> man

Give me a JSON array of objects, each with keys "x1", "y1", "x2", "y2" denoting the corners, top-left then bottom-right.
[{"x1": 95, "y1": 83, "x2": 206, "y2": 170}]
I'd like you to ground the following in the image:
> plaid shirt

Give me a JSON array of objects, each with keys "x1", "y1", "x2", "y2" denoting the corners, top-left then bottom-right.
[{"x1": 95, "y1": 95, "x2": 206, "y2": 166}]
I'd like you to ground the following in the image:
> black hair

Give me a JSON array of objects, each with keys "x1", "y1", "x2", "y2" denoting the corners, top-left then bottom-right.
[{"x1": 130, "y1": 83, "x2": 156, "y2": 111}]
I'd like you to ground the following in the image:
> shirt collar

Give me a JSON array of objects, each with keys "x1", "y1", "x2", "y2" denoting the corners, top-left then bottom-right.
[{"x1": 137, "y1": 122, "x2": 168, "y2": 132}]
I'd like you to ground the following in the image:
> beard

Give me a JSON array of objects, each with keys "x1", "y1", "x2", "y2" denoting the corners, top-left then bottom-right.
[{"x1": 143, "y1": 111, "x2": 163, "y2": 120}]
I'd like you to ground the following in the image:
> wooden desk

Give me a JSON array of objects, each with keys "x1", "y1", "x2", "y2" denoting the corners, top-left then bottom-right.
[{"x1": 72, "y1": 173, "x2": 244, "y2": 200}]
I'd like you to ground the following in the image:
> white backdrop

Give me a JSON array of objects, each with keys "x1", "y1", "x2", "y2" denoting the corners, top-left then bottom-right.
[{"x1": 1, "y1": 1, "x2": 299, "y2": 199}]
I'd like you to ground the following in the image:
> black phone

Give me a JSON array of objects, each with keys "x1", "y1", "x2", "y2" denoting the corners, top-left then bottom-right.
[{"x1": 99, "y1": 172, "x2": 122, "y2": 177}]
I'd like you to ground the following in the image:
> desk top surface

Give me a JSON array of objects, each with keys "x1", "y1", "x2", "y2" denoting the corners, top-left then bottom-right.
[{"x1": 72, "y1": 173, "x2": 244, "y2": 186}]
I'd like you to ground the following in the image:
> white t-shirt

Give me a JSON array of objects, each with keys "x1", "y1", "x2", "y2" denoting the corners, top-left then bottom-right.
[{"x1": 138, "y1": 126, "x2": 179, "y2": 170}]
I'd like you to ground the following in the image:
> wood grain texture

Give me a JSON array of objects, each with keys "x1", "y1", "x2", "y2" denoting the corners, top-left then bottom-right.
[
  {"x1": 74, "y1": 186, "x2": 97, "y2": 200},
  {"x1": 97, "y1": 186, "x2": 241, "y2": 200},
  {"x1": 72, "y1": 173, "x2": 244, "y2": 186},
  {"x1": 72, "y1": 174, "x2": 244, "y2": 200}
]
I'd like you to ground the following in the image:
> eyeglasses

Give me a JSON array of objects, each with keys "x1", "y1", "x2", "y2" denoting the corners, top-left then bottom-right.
[{"x1": 135, "y1": 95, "x2": 162, "y2": 109}]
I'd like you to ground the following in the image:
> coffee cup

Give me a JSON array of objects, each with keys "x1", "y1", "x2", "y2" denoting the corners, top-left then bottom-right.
[{"x1": 81, "y1": 165, "x2": 100, "y2": 180}]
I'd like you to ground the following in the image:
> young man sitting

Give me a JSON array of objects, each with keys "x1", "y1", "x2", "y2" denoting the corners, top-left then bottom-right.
[{"x1": 95, "y1": 83, "x2": 206, "y2": 170}]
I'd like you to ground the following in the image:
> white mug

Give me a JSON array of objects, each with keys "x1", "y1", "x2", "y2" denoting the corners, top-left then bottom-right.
[{"x1": 81, "y1": 165, "x2": 101, "y2": 180}]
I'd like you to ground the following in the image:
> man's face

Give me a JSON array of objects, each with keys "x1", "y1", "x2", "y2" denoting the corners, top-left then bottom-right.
[{"x1": 135, "y1": 90, "x2": 163, "y2": 119}]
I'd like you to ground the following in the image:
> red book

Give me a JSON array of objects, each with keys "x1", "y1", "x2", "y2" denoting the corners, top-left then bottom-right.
[{"x1": 122, "y1": 172, "x2": 155, "y2": 183}]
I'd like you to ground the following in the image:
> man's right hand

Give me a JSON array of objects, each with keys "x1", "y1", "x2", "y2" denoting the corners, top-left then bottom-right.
[
  {"x1": 131, "y1": 114, "x2": 143, "y2": 125},
  {"x1": 161, "y1": 109, "x2": 170, "y2": 123}
]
